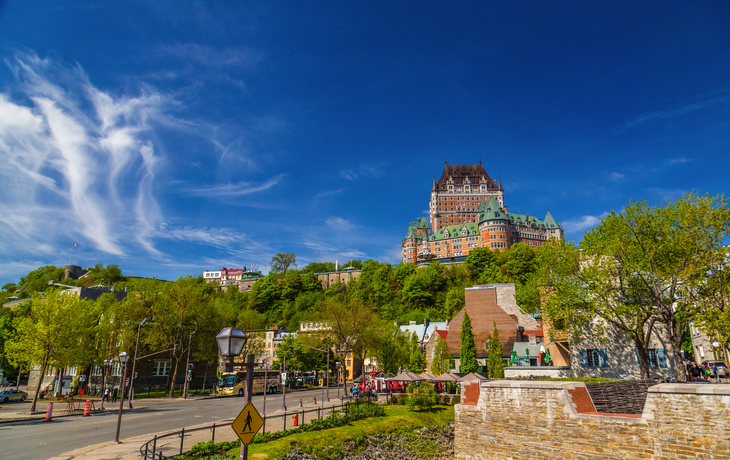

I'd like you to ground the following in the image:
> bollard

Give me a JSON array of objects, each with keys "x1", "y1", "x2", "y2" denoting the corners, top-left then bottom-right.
[
  {"x1": 83, "y1": 399, "x2": 91, "y2": 416},
  {"x1": 292, "y1": 413, "x2": 299, "y2": 427},
  {"x1": 44, "y1": 402, "x2": 53, "y2": 422},
  {"x1": 298, "y1": 398, "x2": 302, "y2": 408}
]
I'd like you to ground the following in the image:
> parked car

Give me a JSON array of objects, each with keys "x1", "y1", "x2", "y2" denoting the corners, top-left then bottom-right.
[
  {"x1": 701, "y1": 360, "x2": 727, "y2": 378},
  {"x1": 0, "y1": 389, "x2": 27, "y2": 403}
]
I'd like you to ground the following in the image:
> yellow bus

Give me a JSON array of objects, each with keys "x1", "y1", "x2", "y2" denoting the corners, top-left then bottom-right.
[{"x1": 216, "y1": 370, "x2": 282, "y2": 397}]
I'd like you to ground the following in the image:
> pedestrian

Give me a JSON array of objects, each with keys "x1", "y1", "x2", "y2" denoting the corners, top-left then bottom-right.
[
  {"x1": 686, "y1": 362, "x2": 693, "y2": 382},
  {"x1": 112, "y1": 387, "x2": 118, "y2": 403},
  {"x1": 691, "y1": 363, "x2": 700, "y2": 382},
  {"x1": 713, "y1": 365, "x2": 720, "y2": 383},
  {"x1": 103, "y1": 388, "x2": 110, "y2": 402}
]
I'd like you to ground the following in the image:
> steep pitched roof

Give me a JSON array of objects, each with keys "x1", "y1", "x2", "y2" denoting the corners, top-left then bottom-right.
[
  {"x1": 436, "y1": 163, "x2": 497, "y2": 188},
  {"x1": 543, "y1": 210, "x2": 562, "y2": 229},
  {"x1": 479, "y1": 195, "x2": 509, "y2": 222},
  {"x1": 429, "y1": 222, "x2": 479, "y2": 241}
]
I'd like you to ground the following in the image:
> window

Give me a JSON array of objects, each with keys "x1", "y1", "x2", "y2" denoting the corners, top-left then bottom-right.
[
  {"x1": 111, "y1": 362, "x2": 122, "y2": 376},
  {"x1": 153, "y1": 361, "x2": 171, "y2": 376},
  {"x1": 68, "y1": 367, "x2": 77, "y2": 376},
  {"x1": 92, "y1": 365, "x2": 102, "y2": 376},
  {"x1": 641, "y1": 348, "x2": 667, "y2": 368},
  {"x1": 579, "y1": 349, "x2": 608, "y2": 367},
  {"x1": 648, "y1": 349, "x2": 658, "y2": 368}
]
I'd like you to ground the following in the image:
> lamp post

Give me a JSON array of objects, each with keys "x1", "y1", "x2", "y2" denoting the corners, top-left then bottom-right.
[
  {"x1": 215, "y1": 328, "x2": 253, "y2": 460},
  {"x1": 259, "y1": 360, "x2": 268, "y2": 432},
  {"x1": 281, "y1": 354, "x2": 287, "y2": 411},
  {"x1": 128, "y1": 318, "x2": 148, "y2": 409},
  {"x1": 114, "y1": 352, "x2": 129, "y2": 444},
  {"x1": 336, "y1": 362, "x2": 341, "y2": 399},
  {"x1": 183, "y1": 330, "x2": 197, "y2": 399},
  {"x1": 101, "y1": 360, "x2": 113, "y2": 410}
]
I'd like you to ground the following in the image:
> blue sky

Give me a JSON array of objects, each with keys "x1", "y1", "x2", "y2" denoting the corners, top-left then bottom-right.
[{"x1": 0, "y1": 1, "x2": 729, "y2": 284}]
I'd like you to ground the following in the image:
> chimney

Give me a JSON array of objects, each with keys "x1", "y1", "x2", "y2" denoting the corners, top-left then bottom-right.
[
  {"x1": 424, "y1": 319, "x2": 430, "y2": 329},
  {"x1": 335, "y1": 260, "x2": 338, "y2": 271},
  {"x1": 409, "y1": 321, "x2": 417, "y2": 325}
]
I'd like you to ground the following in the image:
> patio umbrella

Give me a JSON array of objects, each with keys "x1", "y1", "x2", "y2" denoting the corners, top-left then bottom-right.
[
  {"x1": 432, "y1": 373, "x2": 461, "y2": 382},
  {"x1": 525, "y1": 347, "x2": 531, "y2": 365},
  {"x1": 510, "y1": 350, "x2": 518, "y2": 365},
  {"x1": 544, "y1": 347, "x2": 552, "y2": 364},
  {"x1": 418, "y1": 373, "x2": 436, "y2": 381}
]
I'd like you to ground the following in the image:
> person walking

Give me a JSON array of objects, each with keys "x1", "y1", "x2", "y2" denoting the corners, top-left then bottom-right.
[
  {"x1": 713, "y1": 365, "x2": 720, "y2": 383},
  {"x1": 112, "y1": 387, "x2": 118, "y2": 403},
  {"x1": 103, "y1": 388, "x2": 110, "y2": 402}
]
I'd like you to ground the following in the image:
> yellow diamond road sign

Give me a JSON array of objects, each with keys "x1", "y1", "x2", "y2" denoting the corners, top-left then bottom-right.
[{"x1": 231, "y1": 401, "x2": 264, "y2": 446}]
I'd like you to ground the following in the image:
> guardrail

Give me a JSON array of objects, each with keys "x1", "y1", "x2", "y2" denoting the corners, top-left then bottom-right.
[{"x1": 139, "y1": 397, "x2": 371, "y2": 459}]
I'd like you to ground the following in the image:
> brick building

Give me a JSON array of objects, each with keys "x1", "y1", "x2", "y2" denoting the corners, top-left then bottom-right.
[{"x1": 402, "y1": 162, "x2": 563, "y2": 264}]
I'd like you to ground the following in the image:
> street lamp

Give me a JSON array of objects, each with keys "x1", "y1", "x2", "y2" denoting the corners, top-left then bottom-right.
[
  {"x1": 101, "y1": 359, "x2": 113, "y2": 410},
  {"x1": 128, "y1": 318, "x2": 148, "y2": 409},
  {"x1": 114, "y1": 351, "x2": 129, "y2": 444},
  {"x1": 215, "y1": 328, "x2": 254, "y2": 460},
  {"x1": 216, "y1": 328, "x2": 248, "y2": 372}
]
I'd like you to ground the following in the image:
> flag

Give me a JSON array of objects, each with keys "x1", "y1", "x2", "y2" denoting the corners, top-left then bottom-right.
[{"x1": 73, "y1": 242, "x2": 77, "y2": 247}]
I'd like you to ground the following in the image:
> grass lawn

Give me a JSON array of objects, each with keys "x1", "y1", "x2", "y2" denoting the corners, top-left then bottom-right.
[{"x1": 240, "y1": 404, "x2": 455, "y2": 460}]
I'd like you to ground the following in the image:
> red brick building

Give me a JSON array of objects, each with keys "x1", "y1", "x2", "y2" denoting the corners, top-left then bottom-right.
[{"x1": 402, "y1": 162, "x2": 563, "y2": 264}]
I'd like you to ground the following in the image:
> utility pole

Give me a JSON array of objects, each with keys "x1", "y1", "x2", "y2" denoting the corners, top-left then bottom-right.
[
  {"x1": 183, "y1": 331, "x2": 196, "y2": 398},
  {"x1": 128, "y1": 318, "x2": 148, "y2": 409}
]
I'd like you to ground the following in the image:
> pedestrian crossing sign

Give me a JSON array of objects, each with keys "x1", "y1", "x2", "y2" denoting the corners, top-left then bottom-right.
[{"x1": 231, "y1": 402, "x2": 264, "y2": 446}]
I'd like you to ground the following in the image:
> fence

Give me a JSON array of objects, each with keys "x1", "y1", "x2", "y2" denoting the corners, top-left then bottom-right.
[{"x1": 139, "y1": 399, "x2": 371, "y2": 459}]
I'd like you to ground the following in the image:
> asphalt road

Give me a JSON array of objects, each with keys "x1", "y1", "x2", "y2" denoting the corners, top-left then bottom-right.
[{"x1": 0, "y1": 388, "x2": 330, "y2": 460}]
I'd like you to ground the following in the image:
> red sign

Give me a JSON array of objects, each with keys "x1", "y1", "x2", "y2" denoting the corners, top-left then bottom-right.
[
  {"x1": 79, "y1": 389, "x2": 85, "y2": 396},
  {"x1": 125, "y1": 378, "x2": 129, "y2": 386}
]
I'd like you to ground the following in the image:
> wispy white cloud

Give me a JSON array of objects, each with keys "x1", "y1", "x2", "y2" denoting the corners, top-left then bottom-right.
[
  {"x1": 339, "y1": 163, "x2": 386, "y2": 181},
  {"x1": 609, "y1": 172, "x2": 625, "y2": 181},
  {"x1": 315, "y1": 188, "x2": 344, "y2": 198},
  {"x1": 613, "y1": 89, "x2": 730, "y2": 134},
  {"x1": 182, "y1": 174, "x2": 285, "y2": 197},
  {"x1": 0, "y1": 53, "x2": 173, "y2": 257},
  {"x1": 562, "y1": 212, "x2": 609, "y2": 234},
  {"x1": 668, "y1": 157, "x2": 690, "y2": 165},
  {"x1": 326, "y1": 216, "x2": 354, "y2": 231},
  {"x1": 155, "y1": 43, "x2": 264, "y2": 68}
]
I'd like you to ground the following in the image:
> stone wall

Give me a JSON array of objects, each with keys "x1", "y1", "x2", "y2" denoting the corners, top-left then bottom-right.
[
  {"x1": 454, "y1": 380, "x2": 730, "y2": 459},
  {"x1": 503, "y1": 366, "x2": 572, "y2": 379}
]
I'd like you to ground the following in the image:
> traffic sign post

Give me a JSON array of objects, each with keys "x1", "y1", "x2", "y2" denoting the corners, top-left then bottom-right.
[
  {"x1": 230, "y1": 354, "x2": 257, "y2": 460},
  {"x1": 231, "y1": 401, "x2": 263, "y2": 447}
]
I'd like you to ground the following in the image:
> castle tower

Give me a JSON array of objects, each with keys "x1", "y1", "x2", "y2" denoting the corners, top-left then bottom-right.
[{"x1": 429, "y1": 162, "x2": 504, "y2": 231}]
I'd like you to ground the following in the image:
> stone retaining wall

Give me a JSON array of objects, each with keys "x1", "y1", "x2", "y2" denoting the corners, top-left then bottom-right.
[{"x1": 454, "y1": 380, "x2": 730, "y2": 459}]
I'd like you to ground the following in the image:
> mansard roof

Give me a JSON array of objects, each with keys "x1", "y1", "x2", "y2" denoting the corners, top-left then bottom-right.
[
  {"x1": 480, "y1": 195, "x2": 508, "y2": 222},
  {"x1": 404, "y1": 217, "x2": 430, "y2": 241},
  {"x1": 429, "y1": 222, "x2": 479, "y2": 241},
  {"x1": 436, "y1": 162, "x2": 498, "y2": 189}
]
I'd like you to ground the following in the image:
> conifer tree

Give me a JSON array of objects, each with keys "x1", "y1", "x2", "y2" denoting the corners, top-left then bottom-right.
[
  {"x1": 486, "y1": 322, "x2": 505, "y2": 378},
  {"x1": 459, "y1": 311, "x2": 478, "y2": 373}
]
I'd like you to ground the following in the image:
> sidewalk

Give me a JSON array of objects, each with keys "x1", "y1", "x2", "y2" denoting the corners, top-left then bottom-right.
[{"x1": 47, "y1": 397, "x2": 350, "y2": 460}]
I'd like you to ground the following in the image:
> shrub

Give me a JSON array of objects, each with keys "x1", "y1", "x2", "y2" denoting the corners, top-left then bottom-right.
[
  {"x1": 439, "y1": 394, "x2": 451, "y2": 405},
  {"x1": 450, "y1": 395, "x2": 461, "y2": 405}
]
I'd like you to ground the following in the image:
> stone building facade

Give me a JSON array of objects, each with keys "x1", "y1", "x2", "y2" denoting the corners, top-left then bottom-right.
[
  {"x1": 402, "y1": 162, "x2": 563, "y2": 264},
  {"x1": 455, "y1": 380, "x2": 730, "y2": 459}
]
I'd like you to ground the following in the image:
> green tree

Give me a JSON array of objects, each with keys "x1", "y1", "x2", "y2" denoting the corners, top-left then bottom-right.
[
  {"x1": 459, "y1": 311, "x2": 478, "y2": 373},
  {"x1": 5, "y1": 290, "x2": 96, "y2": 411},
  {"x1": 374, "y1": 323, "x2": 409, "y2": 374},
  {"x1": 271, "y1": 253, "x2": 297, "y2": 273},
  {"x1": 486, "y1": 322, "x2": 504, "y2": 378},
  {"x1": 504, "y1": 243, "x2": 537, "y2": 284},
  {"x1": 431, "y1": 335, "x2": 452, "y2": 375},
  {"x1": 408, "y1": 332, "x2": 426, "y2": 373},
  {"x1": 444, "y1": 287, "x2": 465, "y2": 319},
  {"x1": 464, "y1": 247, "x2": 496, "y2": 281}
]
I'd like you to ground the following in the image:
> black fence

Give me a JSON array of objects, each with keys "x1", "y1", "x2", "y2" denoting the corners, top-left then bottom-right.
[{"x1": 139, "y1": 399, "x2": 370, "y2": 460}]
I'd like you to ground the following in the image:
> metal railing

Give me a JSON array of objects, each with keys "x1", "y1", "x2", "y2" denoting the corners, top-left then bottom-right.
[{"x1": 139, "y1": 398, "x2": 372, "y2": 459}]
